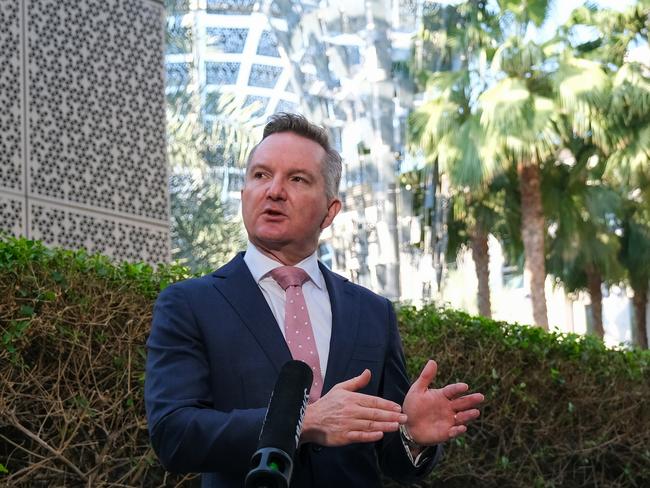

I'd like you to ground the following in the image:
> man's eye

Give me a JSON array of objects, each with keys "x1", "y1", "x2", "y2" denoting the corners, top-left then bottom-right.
[
  {"x1": 291, "y1": 176, "x2": 306, "y2": 182},
  {"x1": 253, "y1": 172, "x2": 265, "y2": 179}
]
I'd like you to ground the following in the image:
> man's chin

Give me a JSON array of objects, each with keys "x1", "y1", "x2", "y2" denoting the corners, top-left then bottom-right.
[{"x1": 250, "y1": 234, "x2": 291, "y2": 250}]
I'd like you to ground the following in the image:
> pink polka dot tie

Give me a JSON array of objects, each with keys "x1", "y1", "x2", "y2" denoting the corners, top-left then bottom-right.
[{"x1": 270, "y1": 266, "x2": 323, "y2": 402}]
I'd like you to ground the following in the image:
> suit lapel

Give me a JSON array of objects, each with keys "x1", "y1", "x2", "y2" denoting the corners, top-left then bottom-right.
[
  {"x1": 212, "y1": 253, "x2": 292, "y2": 375},
  {"x1": 320, "y1": 264, "x2": 360, "y2": 394}
]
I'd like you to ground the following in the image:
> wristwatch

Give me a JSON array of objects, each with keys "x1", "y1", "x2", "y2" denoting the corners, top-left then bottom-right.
[{"x1": 399, "y1": 424, "x2": 422, "y2": 450}]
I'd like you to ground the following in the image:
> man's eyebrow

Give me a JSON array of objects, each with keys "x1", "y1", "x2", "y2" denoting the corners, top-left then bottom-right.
[
  {"x1": 247, "y1": 162, "x2": 270, "y2": 172},
  {"x1": 288, "y1": 168, "x2": 314, "y2": 176},
  {"x1": 248, "y1": 162, "x2": 317, "y2": 176}
]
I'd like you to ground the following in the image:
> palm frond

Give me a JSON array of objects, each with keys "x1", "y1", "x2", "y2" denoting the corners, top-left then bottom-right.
[
  {"x1": 409, "y1": 71, "x2": 471, "y2": 155},
  {"x1": 442, "y1": 116, "x2": 503, "y2": 189},
  {"x1": 408, "y1": 99, "x2": 464, "y2": 157},
  {"x1": 554, "y1": 56, "x2": 610, "y2": 115},
  {"x1": 497, "y1": 0, "x2": 552, "y2": 28},
  {"x1": 480, "y1": 80, "x2": 559, "y2": 163},
  {"x1": 479, "y1": 77, "x2": 531, "y2": 131},
  {"x1": 492, "y1": 37, "x2": 545, "y2": 76},
  {"x1": 611, "y1": 63, "x2": 650, "y2": 123},
  {"x1": 606, "y1": 123, "x2": 650, "y2": 183}
]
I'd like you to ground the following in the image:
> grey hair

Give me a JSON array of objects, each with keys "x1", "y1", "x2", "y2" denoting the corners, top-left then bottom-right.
[{"x1": 247, "y1": 112, "x2": 342, "y2": 200}]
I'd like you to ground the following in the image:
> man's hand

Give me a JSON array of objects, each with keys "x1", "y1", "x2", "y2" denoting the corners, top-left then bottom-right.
[
  {"x1": 301, "y1": 369, "x2": 407, "y2": 446},
  {"x1": 402, "y1": 360, "x2": 484, "y2": 446}
]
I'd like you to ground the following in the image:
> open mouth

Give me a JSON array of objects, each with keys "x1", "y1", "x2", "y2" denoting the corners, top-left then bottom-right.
[{"x1": 263, "y1": 209, "x2": 286, "y2": 217}]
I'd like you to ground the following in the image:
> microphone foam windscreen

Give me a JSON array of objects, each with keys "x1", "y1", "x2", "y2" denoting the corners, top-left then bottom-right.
[{"x1": 257, "y1": 360, "x2": 313, "y2": 457}]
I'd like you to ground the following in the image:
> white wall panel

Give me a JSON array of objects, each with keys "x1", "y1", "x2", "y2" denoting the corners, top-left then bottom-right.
[
  {"x1": 0, "y1": 0, "x2": 169, "y2": 263},
  {"x1": 30, "y1": 200, "x2": 169, "y2": 264},
  {"x1": 0, "y1": 0, "x2": 24, "y2": 194},
  {"x1": 0, "y1": 196, "x2": 24, "y2": 237}
]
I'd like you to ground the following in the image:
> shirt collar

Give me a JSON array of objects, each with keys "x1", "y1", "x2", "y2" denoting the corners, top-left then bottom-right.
[{"x1": 244, "y1": 242, "x2": 325, "y2": 290}]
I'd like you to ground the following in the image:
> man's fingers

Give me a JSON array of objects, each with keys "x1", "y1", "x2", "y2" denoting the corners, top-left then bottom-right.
[
  {"x1": 335, "y1": 369, "x2": 372, "y2": 392},
  {"x1": 357, "y1": 406, "x2": 407, "y2": 424},
  {"x1": 448, "y1": 425, "x2": 467, "y2": 438},
  {"x1": 442, "y1": 382, "x2": 469, "y2": 400},
  {"x1": 346, "y1": 431, "x2": 384, "y2": 443},
  {"x1": 450, "y1": 392, "x2": 484, "y2": 411},
  {"x1": 453, "y1": 409, "x2": 481, "y2": 424},
  {"x1": 356, "y1": 393, "x2": 403, "y2": 412},
  {"x1": 413, "y1": 359, "x2": 438, "y2": 390},
  {"x1": 351, "y1": 419, "x2": 401, "y2": 433}
]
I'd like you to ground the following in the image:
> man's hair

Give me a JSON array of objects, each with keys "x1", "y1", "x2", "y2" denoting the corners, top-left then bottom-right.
[{"x1": 247, "y1": 112, "x2": 342, "y2": 200}]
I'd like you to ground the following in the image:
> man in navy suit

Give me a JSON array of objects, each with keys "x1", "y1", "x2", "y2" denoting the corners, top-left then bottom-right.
[{"x1": 145, "y1": 113, "x2": 484, "y2": 487}]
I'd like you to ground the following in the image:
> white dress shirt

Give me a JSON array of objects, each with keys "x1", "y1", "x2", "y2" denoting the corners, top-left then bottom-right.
[{"x1": 243, "y1": 242, "x2": 332, "y2": 377}]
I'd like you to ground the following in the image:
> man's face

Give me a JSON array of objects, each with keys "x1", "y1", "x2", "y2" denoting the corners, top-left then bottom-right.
[{"x1": 241, "y1": 131, "x2": 341, "y2": 263}]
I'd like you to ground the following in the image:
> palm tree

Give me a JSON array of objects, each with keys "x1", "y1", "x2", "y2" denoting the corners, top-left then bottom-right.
[
  {"x1": 408, "y1": 67, "x2": 498, "y2": 317},
  {"x1": 410, "y1": 0, "x2": 615, "y2": 329},
  {"x1": 408, "y1": 0, "x2": 505, "y2": 315},
  {"x1": 544, "y1": 145, "x2": 623, "y2": 339},
  {"x1": 411, "y1": 0, "x2": 648, "y2": 334},
  {"x1": 619, "y1": 186, "x2": 650, "y2": 349},
  {"x1": 478, "y1": 47, "x2": 557, "y2": 329},
  {"x1": 476, "y1": 22, "x2": 616, "y2": 329},
  {"x1": 446, "y1": 172, "x2": 523, "y2": 318},
  {"x1": 564, "y1": 1, "x2": 650, "y2": 347},
  {"x1": 446, "y1": 190, "x2": 495, "y2": 318}
]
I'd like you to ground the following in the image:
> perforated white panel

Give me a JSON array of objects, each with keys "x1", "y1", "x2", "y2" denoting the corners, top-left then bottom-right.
[
  {"x1": 0, "y1": 0, "x2": 170, "y2": 264},
  {"x1": 0, "y1": 0, "x2": 23, "y2": 194},
  {"x1": 0, "y1": 196, "x2": 23, "y2": 237},
  {"x1": 30, "y1": 201, "x2": 169, "y2": 264},
  {"x1": 27, "y1": 0, "x2": 168, "y2": 222}
]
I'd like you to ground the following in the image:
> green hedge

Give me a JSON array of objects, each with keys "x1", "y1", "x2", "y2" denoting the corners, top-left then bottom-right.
[
  {"x1": 1, "y1": 237, "x2": 649, "y2": 487},
  {"x1": 395, "y1": 307, "x2": 650, "y2": 487},
  {"x1": 0, "y1": 237, "x2": 195, "y2": 487}
]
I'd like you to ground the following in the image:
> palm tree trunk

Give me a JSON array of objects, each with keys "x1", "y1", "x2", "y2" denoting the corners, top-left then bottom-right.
[
  {"x1": 632, "y1": 284, "x2": 648, "y2": 349},
  {"x1": 470, "y1": 227, "x2": 491, "y2": 318},
  {"x1": 585, "y1": 266, "x2": 604, "y2": 339},
  {"x1": 517, "y1": 162, "x2": 548, "y2": 329}
]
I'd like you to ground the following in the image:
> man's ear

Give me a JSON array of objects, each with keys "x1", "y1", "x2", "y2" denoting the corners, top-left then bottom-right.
[{"x1": 320, "y1": 198, "x2": 342, "y2": 230}]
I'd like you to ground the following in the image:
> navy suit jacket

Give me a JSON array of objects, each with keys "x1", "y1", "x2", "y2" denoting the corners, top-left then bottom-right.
[{"x1": 145, "y1": 252, "x2": 439, "y2": 487}]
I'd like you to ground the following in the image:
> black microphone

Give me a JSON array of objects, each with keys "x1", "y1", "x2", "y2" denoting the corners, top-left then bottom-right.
[{"x1": 245, "y1": 360, "x2": 313, "y2": 488}]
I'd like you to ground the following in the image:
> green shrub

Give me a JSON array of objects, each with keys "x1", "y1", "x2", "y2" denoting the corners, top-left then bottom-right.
[
  {"x1": 1, "y1": 237, "x2": 648, "y2": 487},
  {"x1": 393, "y1": 306, "x2": 650, "y2": 487},
  {"x1": 0, "y1": 237, "x2": 197, "y2": 486}
]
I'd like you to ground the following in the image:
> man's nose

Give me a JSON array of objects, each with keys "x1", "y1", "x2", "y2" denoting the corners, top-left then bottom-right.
[{"x1": 266, "y1": 177, "x2": 286, "y2": 199}]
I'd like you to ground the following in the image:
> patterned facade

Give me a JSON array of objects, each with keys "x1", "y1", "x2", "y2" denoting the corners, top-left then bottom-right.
[
  {"x1": 0, "y1": 0, "x2": 169, "y2": 264},
  {"x1": 165, "y1": 0, "x2": 299, "y2": 122}
]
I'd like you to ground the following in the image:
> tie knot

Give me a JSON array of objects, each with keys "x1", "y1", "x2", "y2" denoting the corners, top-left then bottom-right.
[{"x1": 270, "y1": 266, "x2": 310, "y2": 290}]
